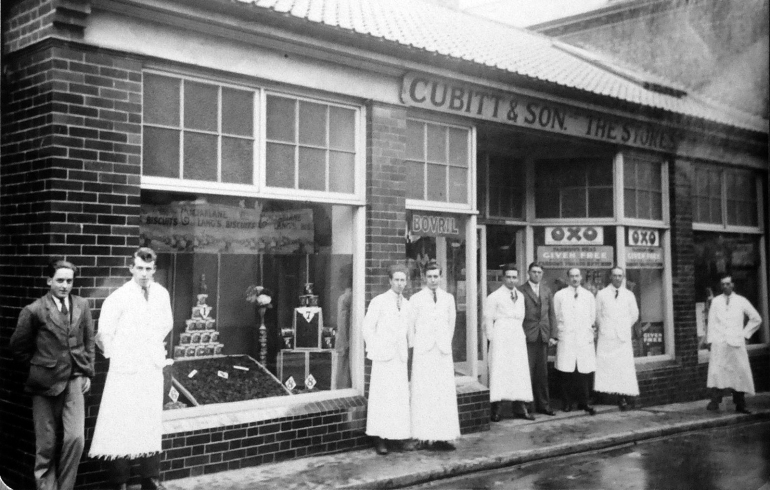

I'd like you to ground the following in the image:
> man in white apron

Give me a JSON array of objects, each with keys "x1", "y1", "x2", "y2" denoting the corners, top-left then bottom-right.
[
  {"x1": 553, "y1": 267, "x2": 597, "y2": 415},
  {"x1": 363, "y1": 264, "x2": 411, "y2": 455},
  {"x1": 409, "y1": 261, "x2": 460, "y2": 450},
  {"x1": 704, "y1": 274, "x2": 761, "y2": 414},
  {"x1": 484, "y1": 264, "x2": 534, "y2": 422},
  {"x1": 595, "y1": 267, "x2": 640, "y2": 410},
  {"x1": 89, "y1": 248, "x2": 173, "y2": 490}
]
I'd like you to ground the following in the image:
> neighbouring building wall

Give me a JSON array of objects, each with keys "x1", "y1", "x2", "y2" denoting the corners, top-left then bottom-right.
[{"x1": 534, "y1": 0, "x2": 770, "y2": 118}]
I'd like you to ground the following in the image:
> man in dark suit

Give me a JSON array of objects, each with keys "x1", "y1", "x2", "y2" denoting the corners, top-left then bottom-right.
[
  {"x1": 10, "y1": 259, "x2": 95, "y2": 490},
  {"x1": 518, "y1": 262, "x2": 557, "y2": 416}
]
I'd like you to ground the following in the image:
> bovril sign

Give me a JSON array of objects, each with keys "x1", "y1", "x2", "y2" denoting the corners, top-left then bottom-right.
[
  {"x1": 408, "y1": 211, "x2": 464, "y2": 238},
  {"x1": 545, "y1": 226, "x2": 604, "y2": 245}
]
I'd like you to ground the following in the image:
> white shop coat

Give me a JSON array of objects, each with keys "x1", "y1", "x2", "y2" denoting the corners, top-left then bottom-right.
[
  {"x1": 706, "y1": 293, "x2": 761, "y2": 395},
  {"x1": 409, "y1": 287, "x2": 460, "y2": 441},
  {"x1": 554, "y1": 286, "x2": 596, "y2": 374},
  {"x1": 484, "y1": 285, "x2": 532, "y2": 403},
  {"x1": 594, "y1": 285, "x2": 640, "y2": 395}
]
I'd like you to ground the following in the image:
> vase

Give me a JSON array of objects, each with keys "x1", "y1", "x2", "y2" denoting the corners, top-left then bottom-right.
[{"x1": 258, "y1": 306, "x2": 268, "y2": 365}]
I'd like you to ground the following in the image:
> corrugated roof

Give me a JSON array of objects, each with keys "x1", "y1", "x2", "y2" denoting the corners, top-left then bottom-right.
[{"x1": 233, "y1": 0, "x2": 767, "y2": 133}]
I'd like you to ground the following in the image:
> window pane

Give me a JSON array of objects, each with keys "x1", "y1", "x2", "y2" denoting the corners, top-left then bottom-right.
[
  {"x1": 222, "y1": 137, "x2": 253, "y2": 184},
  {"x1": 144, "y1": 74, "x2": 180, "y2": 127},
  {"x1": 299, "y1": 101, "x2": 326, "y2": 147},
  {"x1": 427, "y1": 164, "x2": 447, "y2": 201},
  {"x1": 448, "y1": 128, "x2": 468, "y2": 167},
  {"x1": 266, "y1": 142, "x2": 295, "y2": 188},
  {"x1": 637, "y1": 190, "x2": 651, "y2": 220},
  {"x1": 587, "y1": 160, "x2": 612, "y2": 186},
  {"x1": 709, "y1": 171, "x2": 721, "y2": 195},
  {"x1": 710, "y1": 198, "x2": 722, "y2": 223},
  {"x1": 143, "y1": 127, "x2": 179, "y2": 178},
  {"x1": 406, "y1": 120, "x2": 424, "y2": 160},
  {"x1": 329, "y1": 107, "x2": 355, "y2": 151},
  {"x1": 561, "y1": 188, "x2": 586, "y2": 218},
  {"x1": 406, "y1": 161, "x2": 424, "y2": 200},
  {"x1": 426, "y1": 124, "x2": 446, "y2": 163},
  {"x1": 623, "y1": 160, "x2": 635, "y2": 188},
  {"x1": 183, "y1": 132, "x2": 217, "y2": 181},
  {"x1": 222, "y1": 88, "x2": 253, "y2": 136},
  {"x1": 184, "y1": 81, "x2": 218, "y2": 132},
  {"x1": 266, "y1": 96, "x2": 296, "y2": 142},
  {"x1": 651, "y1": 191, "x2": 662, "y2": 220},
  {"x1": 637, "y1": 162, "x2": 653, "y2": 190},
  {"x1": 650, "y1": 163, "x2": 661, "y2": 190},
  {"x1": 696, "y1": 170, "x2": 708, "y2": 196},
  {"x1": 448, "y1": 167, "x2": 468, "y2": 203},
  {"x1": 625, "y1": 189, "x2": 637, "y2": 218},
  {"x1": 588, "y1": 188, "x2": 614, "y2": 217},
  {"x1": 727, "y1": 201, "x2": 738, "y2": 225},
  {"x1": 329, "y1": 152, "x2": 354, "y2": 193},
  {"x1": 298, "y1": 147, "x2": 326, "y2": 191}
]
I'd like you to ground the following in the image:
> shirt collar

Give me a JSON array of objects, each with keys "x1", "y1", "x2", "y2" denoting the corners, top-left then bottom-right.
[
  {"x1": 528, "y1": 281, "x2": 539, "y2": 290},
  {"x1": 52, "y1": 295, "x2": 69, "y2": 310}
]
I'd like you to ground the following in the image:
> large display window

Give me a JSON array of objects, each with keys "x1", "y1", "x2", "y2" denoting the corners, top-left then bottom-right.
[{"x1": 141, "y1": 190, "x2": 355, "y2": 408}]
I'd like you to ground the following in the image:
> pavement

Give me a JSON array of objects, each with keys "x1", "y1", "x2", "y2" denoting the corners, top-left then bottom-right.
[{"x1": 164, "y1": 392, "x2": 770, "y2": 490}]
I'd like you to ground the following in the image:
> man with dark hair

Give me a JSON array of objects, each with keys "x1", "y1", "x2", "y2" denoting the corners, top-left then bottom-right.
[
  {"x1": 11, "y1": 259, "x2": 95, "y2": 490},
  {"x1": 409, "y1": 261, "x2": 460, "y2": 450},
  {"x1": 704, "y1": 274, "x2": 761, "y2": 414},
  {"x1": 89, "y1": 248, "x2": 173, "y2": 490},
  {"x1": 553, "y1": 267, "x2": 597, "y2": 415},
  {"x1": 518, "y1": 262, "x2": 557, "y2": 416},
  {"x1": 484, "y1": 263, "x2": 534, "y2": 422},
  {"x1": 363, "y1": 263, "x2": 411, "y2": 455},
  {"x1": 595, "y1": 267, "x2": 640, "y2": 410}
]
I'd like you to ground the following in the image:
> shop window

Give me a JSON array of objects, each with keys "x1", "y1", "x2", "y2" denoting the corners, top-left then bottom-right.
[
  {"x1": 693, "y1": 166, "x2": 759, "y2": 227},
  {"x1": 693, "y1": 232, "x2": 764, "y2": 347},
  {"x1": 143, "y1": 74, "x2": 255, "y2": 184},
  {"x1": 140, "y1": 190, "x2": 355, "y2": 407},
  {"x1": 265, "y1": 95, "x2": 357, "y2": 194},
  {"x1": 535, "y1": 158, "x2": 614, "y2": 219},
  {"x1": 624, "y1": 158, "x2": 662, "y2": 221},
  {"x1": 484, "y1": 154, "x2": 525, "y2": 220},
  {"x1": 406, "y1": 119, "x2": 471, "y2": 207}
]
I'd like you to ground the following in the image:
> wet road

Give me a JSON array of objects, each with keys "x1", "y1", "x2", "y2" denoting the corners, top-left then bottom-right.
[{"x1": 412, "y1": 421, "x2": 770, "y2": 490}]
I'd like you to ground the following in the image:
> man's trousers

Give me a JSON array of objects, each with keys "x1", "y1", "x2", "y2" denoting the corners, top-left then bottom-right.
[
  {"x1": 32, "y1": 377, "x2": 85, "y2": 490},
  {"x1": 527, "y1": 339, "x2": 551, "y2": 412}
]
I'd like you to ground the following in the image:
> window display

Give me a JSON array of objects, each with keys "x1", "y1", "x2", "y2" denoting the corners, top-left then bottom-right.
[
  {"x1": 535, "y1": 157, "x2": 614, "y2": 218},
  {"x1": 141, "y1": 190, "x2": 354, "y2": 404}
]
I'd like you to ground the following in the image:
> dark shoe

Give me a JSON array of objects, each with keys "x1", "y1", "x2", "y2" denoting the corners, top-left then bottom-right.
[
  {"x1": 562, "y1": 402, "x2": 573, "y2": 413},
  {"x1": 579, "y1": 405, "x2": 596, "y2": 416},
  {"x1": 537, "y1": 408, "x2": 556, "y2": 416},
  {"x1": 736, "y1": 406, "x2": 752, "y2": 414},
  {"x1": 706, "y1": 401, "x2": 720, "y2": 412},
  {"x1": 514, "y1": 411, "x2": 536, "y2": 421},
  {"x1": 431, "y1": 441, "x2": 456, "y2": 451},
  {"x1": 490, "y1": 402, "x2": 501, "y2": 422},
  {"x1": 375, "y1": 438, "x2": 388, "y2": 455},
  {"x1": 618, "y1": 398, "x2": 628, "y2": 411},
  {"x1": 141, "y1": 478, "x2": 166, "y2": 490}
]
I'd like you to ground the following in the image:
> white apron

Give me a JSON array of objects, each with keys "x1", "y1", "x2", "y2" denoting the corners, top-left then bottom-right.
[
  {"x1": 485, "y1": 286, "x2": 533, "y2": 403},
  {"x1": 554, "y1": 286, "x2": 596, "y2": 374},
  {"x1": 707, "y1": 342, "x2": 755, "y2": 395},
  {"x1": 594, "y1": 286, "x2": 640, "y2": 396}
]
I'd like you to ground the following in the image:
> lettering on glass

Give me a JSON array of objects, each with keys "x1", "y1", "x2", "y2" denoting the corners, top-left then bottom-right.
[
  {"x1": 627, "y1": 228, "x2": 659, "y2": 247},
  {"x1": 408, "y1": 212, "x2": 464, "y2": 237},
  {"x1": 545, "y1": 226, "x2": 604, "y2": 245}
]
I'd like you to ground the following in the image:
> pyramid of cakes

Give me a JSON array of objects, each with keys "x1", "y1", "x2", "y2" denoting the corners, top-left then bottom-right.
[{"x1": 173, "y1": 275, "x2": 224, "y2": 359}]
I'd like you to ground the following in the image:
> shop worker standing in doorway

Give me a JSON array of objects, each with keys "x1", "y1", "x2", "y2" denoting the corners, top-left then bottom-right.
[
  {"x1": 10, "y1": 259, "x2": 95, "y2": 490},
  {"x1": 518, "y1": 262, "x2": 557, "y2": 416},
  {"x1": 409, "y1": 260, "x2": 460, "y2": 451},
  {"x1": 363, "y1": 264, "x2": 412, "y2": 455},
  {"x1": 594, "y1": 267, "x2": 640, "y2": 410},
  {"x1": 553, "y1": 267, "x2": 597, "y2": 415},
  {"x1": 484, "y1": 263, "x2": 535, "y2": 422},
  {"x1": 704, "y1": 273, "x2": 762, "y2": 414},
  {"x1": 89, "y1": 247, "x2": 173, "y2": 490}
]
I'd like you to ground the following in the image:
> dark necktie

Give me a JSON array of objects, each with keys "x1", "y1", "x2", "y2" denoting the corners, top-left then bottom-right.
[
  {"x1": 725, "y1": 295, "x2": 730, "y2": 306},
  {"x1": 397, "y1": 294, "x2": 402, "y2": 311},
  {"x1": 433, "y1": 291, "x2": 437, "y2": 303},
  {"x1": 61, "y1": 300, "x2": 69, "y2": 317},
  {"x1": 574, "y1": 289, "x2": 578, "y2": 299},
  {"x1": 143, "y1": 287, "x2": 149, "y2": 301},
  {"x1": 511, "y1": 290, "x2": 518, "y2": 302},
  {"x1": 615, "y1": 289, "x2": 619, "y2": 299}
]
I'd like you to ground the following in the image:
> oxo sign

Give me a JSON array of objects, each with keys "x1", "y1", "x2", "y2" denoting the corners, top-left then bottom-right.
[{"x1": 545, "y1": 226, "x2": 604, "y2": 245}]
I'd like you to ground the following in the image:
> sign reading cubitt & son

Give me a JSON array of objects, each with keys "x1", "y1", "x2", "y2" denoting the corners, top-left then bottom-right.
[
  {"x1": 537, "y1": 246, "x2": 614, "y2": 268},
  {"x1": 401, "y1": 73, "x2": 679, "y2": 152},
  {"x1": 408, "y1": 211, "x2": 465, "y2": 238}
]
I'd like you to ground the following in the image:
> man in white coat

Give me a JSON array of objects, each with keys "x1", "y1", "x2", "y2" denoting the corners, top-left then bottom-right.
[
  {"x1": 89, "y1": 248, "x2": 173, "y2": 490},
  {"x1": 594, "y1": 267, "x2": 640, "y2": 410},
  {"x1": 363, "y1": 264, "x2": 411, "y2": 455},
  {"x1": 484, "y1": 264, "x2": 535, "y2": 422},
  {"x1": 553, "y1": 267, "x2": 597, "y2": 415},
  {"x1": 409, "y1": 261, "x2": 460, "y2": 451},
  {"x1": 704, "y1": 274, "x2": 762, "y2": 414}
]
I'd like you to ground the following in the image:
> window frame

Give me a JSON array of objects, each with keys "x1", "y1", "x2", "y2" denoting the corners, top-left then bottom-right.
[
  {"x1": 692, "y1": 164, "x2": 763, "y2": 234},
  {"x1": 140, "y1": 70, "x2": 366, "y2": 207},
  {"x1": 405, "y1": 117, "x2": 476, "y2": 213}
]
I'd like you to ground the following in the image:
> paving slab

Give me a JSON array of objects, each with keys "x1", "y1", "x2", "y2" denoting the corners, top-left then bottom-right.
[{"x1": 163, "y1": 393, "x2": 770, "y2": 490}]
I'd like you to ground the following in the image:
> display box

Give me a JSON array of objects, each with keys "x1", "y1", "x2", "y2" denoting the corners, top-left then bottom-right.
[
  {"x1": 293, "y1": 307, "x2": 324, "y2": 349},
  {"x1": 277, "y1": 349, "x2": 337, "y2": 391}
]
